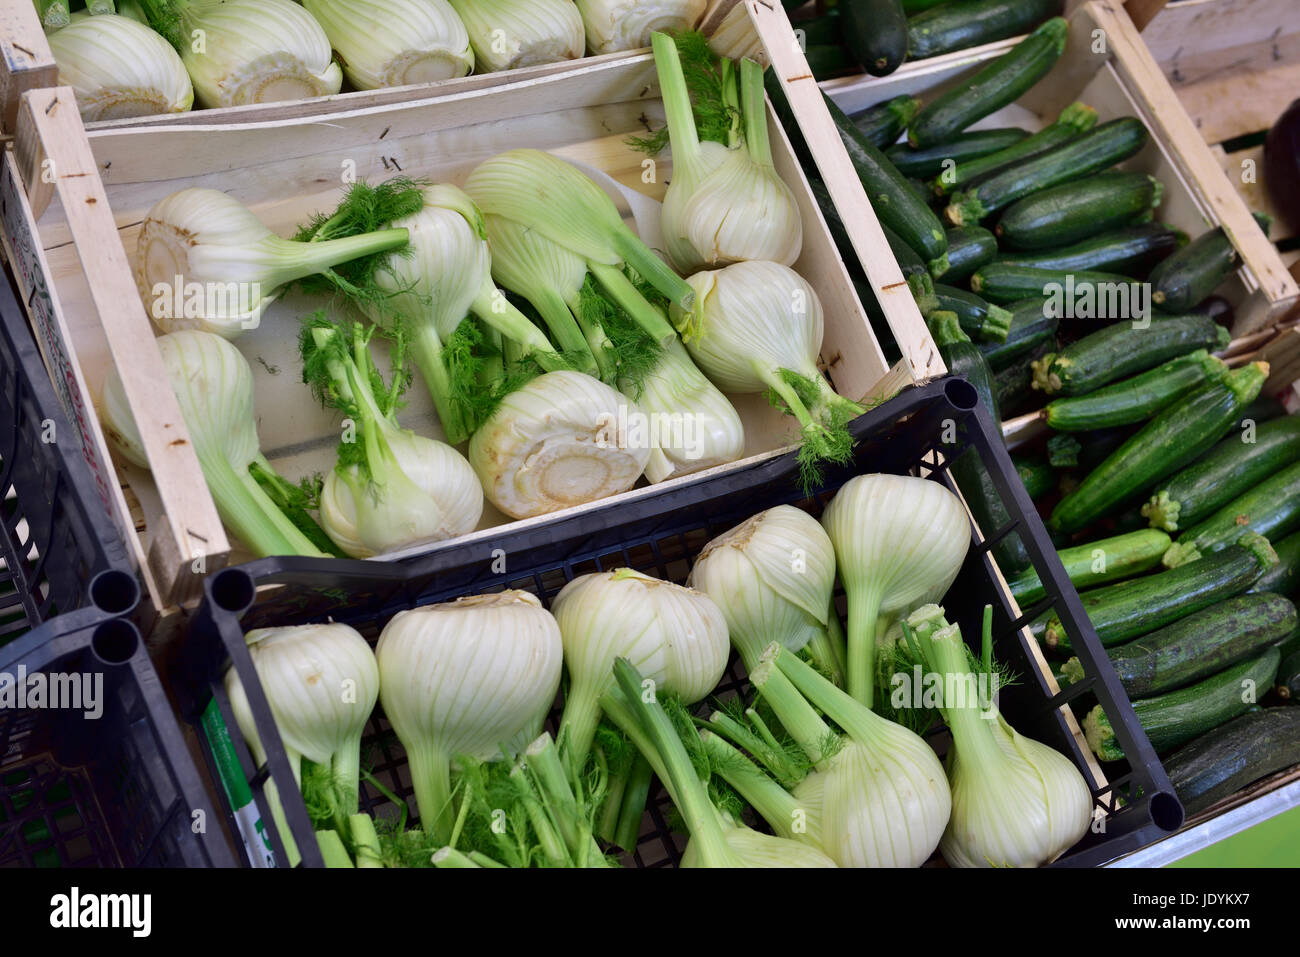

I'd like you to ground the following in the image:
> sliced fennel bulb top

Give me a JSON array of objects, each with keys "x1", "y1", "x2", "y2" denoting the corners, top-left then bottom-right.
[
  {"x1": 49, "y1": 14, "x2": 193, "y2": 121},
  {"x1": 303, "y1": 0, "x2": 473, "y2": 90}
]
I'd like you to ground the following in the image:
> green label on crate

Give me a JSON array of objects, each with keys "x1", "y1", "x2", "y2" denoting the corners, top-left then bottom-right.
[{"x1": 200, "y1": 698, "x2": 277, "y2": 868}]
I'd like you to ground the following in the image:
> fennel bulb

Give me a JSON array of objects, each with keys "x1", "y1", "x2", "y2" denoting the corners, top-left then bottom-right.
[
  {"x1": 601, "y1": 658, "x2": 835, "y2": 867},
  {"x1": 467, "y1": 370, "x2": 651, "y2": 519},
  {"x1": 821, "y1": 474, "x2": 970, "y2": 707},
  {"x1": 689, "y1": 504, "x2": 845, "y2": 679},
  {"x1": 364, "y1": 183, "x2": 575, "y2": 443},
  {"x1": 100, "y1": 330, "x2": 333, "y2": 558},
  {"x1": 301, "y1": 316, "x2": 482, "y2": 558},
  {"x1": 464, "y1": 148, "x2": 696, "y2": 314},
  {"x1": 906, "y1": 605, "x2": 1093, "y2": 867},
  {"x1": 576, "y1": 0, "x2": 705, "y2": 54},
  {"x1": 139, "y1": 0, "x2": 340, "y2": 107},
  {"x1": 446, "y1": 0, "x2": 583, "y2": 72},
  {"x1": 134, "y1": 187, "x2": 409, "y2": 337},
  {"x1": 652, "y1": 35, "x2": 802, "y2": 273},
  {"x1": 48, "y1": 14, "x2": 193, "y2": 121},
  {"x1": 551, "y1": 568, "x2": 728, "y2": 772},
  {"x1": 748, "y1": 642, "x2": 952, "y2": 867},
  {"x1": 303, "y1": 0, "x2": 473, "y2": 90},
  {"x1": 375, "y1": 591, "x2": 564, "y2": 842},
  {"x1": 671, "y1": 260, "x2": 864, "y2": 486}
]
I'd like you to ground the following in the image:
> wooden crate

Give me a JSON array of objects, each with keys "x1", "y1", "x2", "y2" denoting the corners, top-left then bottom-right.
[
  {"x1": 0, "y1": 0, "x2": 767, "y2": 132},
  {"x1": 0, "y1": 0, "x2": 937, "y2": 616}
]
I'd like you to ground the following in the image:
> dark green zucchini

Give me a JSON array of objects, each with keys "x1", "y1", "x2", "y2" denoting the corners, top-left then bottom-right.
[
  {"x1": 1151, "y1": 212, "x2": 1273, "y2": 313},
  {"x1": 934, "y1": 283, "x2": 1012, "y2": 342},
  {"x1": 1006, "y1": 528, "x2": 1171, "y2": 606},
  {"x1": 1014, "y1": 454, "x2": 1055, "y2": 501},
  {"x1": 793, "y1": 11, "x2": 841, "y2": 49},
  {"x1": 1047, "y1": 433, "x2": 1080, "y2": 468},
  {"x1": 1042, "y1": 351, "x2": 1227, "y2": 432},
  {"x1": 1031, "y1": 313, "x2": 1228, "y2": 396},
  {"x1": 847, "y1": 94, "x2": 921, "y2": 148},
  {"x1": 932, "y1": 101, "x2": 1097, "y2": 196},
  {"x1": 1044, "y1": 532, "x2": 1277, "y2": 651},
  {"x1": 951, "y1": 448, "x2": 1033, "y2": 576},
  {"x1": 840, "y1": 0, "x2": 908, "y2": 76},
  {"x1": 810, "y1": 84, "x2": 950, "y2": 274},
  {"x1": 1164, "y1": 460, "x2": 1300, "y2": 567},
  {"x1": 1074, "y1": 425, "x2": 1140, "y2": 473},
  {"x1": 996, "y1": 171, "x2": 1162, "y2": 250},
  {"x1": 908, "y1": 18, "x2": 1069, "y2": 148},
  {"x1": 942, "y1": 226, "x2": 998, "y2": 282},
  {"x1": 1085, "y1": 649, "x2": 1281, "y2": 759},
  {"x1": 994, "y1": 342, "x2": 1051, "y2": 413},
  {"x1": 946, "y1": 117, "x2": 1149, "y2": 224},
  {"x1": 804, "y1": 44, "x2": 854, "y2": 80},
  {"x1": 907, "y1": 0, "x2": 1065, "y2": 60},
  {"x1": 1143, "y1": 416, "x2": 1300, "y2": 533},
  {"x1": 882, "y1": 223, "x2": 941, "y2": 314},
  {"x1": 1100, "y1": 593, "x2": 1297, "y2": 698},
  {"x1": 971, "y1": 264, "x2": 1145, "y2": 307},
  {"x1": 928, "y1": 312, "x2": 999, "y2": 419},
  {"x1": 1281, "y1": 650, "x2": 1300, "y2": 701},
  {"x1": 993, "y1": 223, "x2": 1185, "y2": 276},
  {"x1": 1163, "y1": 708, "x2": 1300, "y2": 813},
  {"x1": 1249, "y1": 529, "x2": 1300, "y2": 600},
  {"x1": 978, "y1": 298, "x2": 1055, "y2": 371},
  {"x1": 885, "y1": 128, "x2": 1029, "y2": 179},
  {"x1": 1049, "y1": 364, "x2": 1268, "y2": 534}
]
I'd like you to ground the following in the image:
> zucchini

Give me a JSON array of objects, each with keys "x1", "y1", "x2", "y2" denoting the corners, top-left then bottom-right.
[
  {"x1": 1049, "y1": 364, "x2": 1268, "y2": 534},
  {"x1": 1043, "y1": 532, "x2": 1277, "y2": 650},
  {"x1": 793, "y1": 11, "x2": 841, "y2": 49},
  {"x1": 1099, "y1": 593, "x2": 1297, "y2": 698},
  {"x1": 1006, "y1": 528, "x2": 1171, "y2": 606},
  {"x1": 1143, "y1": 416, "x2": 1300, "y2": 533},
  {"x1": 1163, "y1": 708, "x2": 1300, "y2": 814},
  {"x1": 934, "y1": 283, "x2": 1012, "y2": 342},
  {"x1": 1074, "y1": 425, "x2": 1140, "y2": 474},
  {"x1": 1042, "y1": 351, "x2": 1227, "y2": 432},
  {"x1": 946, "y1": 117, "x2": 1149, "y2": 225},
  {"x1": 951, "y1": 447, "x2": 1033, "y2": 576},
  {"x1": 1164, "y1": 459, "x2": 1300, "y2": 567},
  {"x1": 994, "y1": 341, "x2": 1051, "y2": 413},
  {"x1": 992, "y1": 223, "x2": 1185, "y2": 277},
  {"x1": 1031, "y1": 313, "x2": 1229, "y2": 396},
  {"x1": 928, "y1": 312, "x2": 999, "y2": 419},
  {"x1": 840, "y1": 0, "x2": 908, "y2": 76},
  {"x1": 851, "y1": 276, "x2": 903, "y2": 366},
  {"x1": 1248, "y1": 529, "x2": 1300, "y2": 599},
  {"x1": 882, "y1": 223, "x2": 941, "y2": 313},
  {"x1": 1085, "y1": 649, "x2": 1281, "y2": 760},
  {"x1": 1281, "y1": 650, "x2": 1300, "y2": 701},
  {"x1": 933, "y1": 101, "x2": 1097, "y2": 197},
  {"x1": 995, "y1": 172, "x2": 1162, "y2": 250},
  {"x1": 901, "y1": 0, "x2": 949, "y2": 10},
  {"x1": 942, "y1": 226, "x2": 998, "y2": 282},
  {"x1": 907, "y1": 0, "x2": 1065, "y2": 61},
  {"x1": 812, "y1": 85, "x2": 951, "y2": 274},
  {"x1": 971, "y1": 264, "x2": 1145, "y2": 307},
  {"x1": 1151, "y1": 212, "x2": 1273, "y2": 313},
  {"x1": 908, "y1": 18, "x2": 1068, "y2": 148},
  {"x1": 847, "y1": 94, "x2": 921, "y2": 148},
  {"x1": 805, "y1": 44, "x2": 854, "y2": 81},
  {"x1": 978, "y1": 298, "x2": 1055, "y2": 371},
  {"x1": 1047, "y1": 433, "x2": 1080, "y2": 468},
  {"x1": 1014, "y1": 454, "x2": 1055, "y2": 501},
  {"x1": 885, "y1": 128, "x2": 1029, "y2": 179}
]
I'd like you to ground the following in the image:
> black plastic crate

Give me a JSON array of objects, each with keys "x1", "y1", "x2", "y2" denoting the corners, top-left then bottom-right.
[{"x1": 174, "y1": 377, "x2": 1184, "y2": 868}]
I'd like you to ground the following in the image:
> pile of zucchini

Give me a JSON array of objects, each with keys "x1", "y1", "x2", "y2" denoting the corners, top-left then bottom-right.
[
  {"x1": 788, "y1": 0, "x2": 1065, "y2": 81},
  {"x1": 776, "y1": 11, "x2": 1300, "y2": 821}
]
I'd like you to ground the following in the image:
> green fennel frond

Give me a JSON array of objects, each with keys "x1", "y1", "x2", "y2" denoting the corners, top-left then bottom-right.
[{"x1": 628, "y1": 30, "x2": 739, "y2": 155}]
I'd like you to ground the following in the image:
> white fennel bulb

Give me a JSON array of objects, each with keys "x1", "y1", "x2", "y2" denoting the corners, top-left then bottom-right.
[
  {"x1": 689, "y1": 505, "x2": 843, "y2": 678},
  {"x1": 750, "y1": 643, "x2": 951, "y2": 867},
  {"x1": 48, "y1": 14, "x2": 193, "y2": 121},
  {"x1": 303, "y1": 317, "x2": 482, "y2": 558},
  {"x1": 303, "y1": 0, "x2": 473, "y2": 90},
  {"x1": 134, "y1": 187, "x2": 408, "y2": 337},
  {"x1": 906, "y1": 605, "x2": 1093, "y2": 867},
  {"x1": 468, "y1": 370, "x2": 651, "y2": 520},
  {"x1": 821, "y1": 474, "x2": 970, "y2": 707},
  {"x1": 653, "y1": 35, "x2": 801, "y2": 272},
  {"x1": 99, "y1": 330, "x2": 332, "y2": 558},
  {"x1": 552, "y1": 568, "x2": 728, "y2": 770},
  {"x1": 375, "y1": 591, "x2": 563, "y2": 842},
  {"x1": 672, "y1": 260, "x2": 863, "y2": 484},
  {"x1": 139, "y1": 0, "x2": 342, "y2": 108},
  {"x1": 576, "y1": 0, "x2": 705, "y2": 54},
  {"x1": 447, "y1": 0, "x2": 583, "y2": 72}
]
